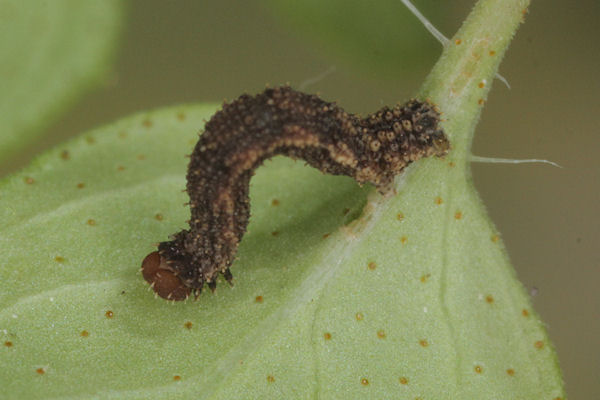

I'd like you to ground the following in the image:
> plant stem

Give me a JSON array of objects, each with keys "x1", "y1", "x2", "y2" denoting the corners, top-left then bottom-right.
[{"x1": 418, "y1": 0, "x2": 531, "y2": 165}]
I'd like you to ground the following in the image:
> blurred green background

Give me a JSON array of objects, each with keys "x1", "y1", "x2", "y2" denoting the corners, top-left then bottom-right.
[{"x1": 1, "y1": 0, "x2": 598, "y2": 398}]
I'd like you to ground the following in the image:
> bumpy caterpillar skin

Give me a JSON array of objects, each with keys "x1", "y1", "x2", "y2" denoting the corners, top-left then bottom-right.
[{"x1": 141, "y1": 86, "x2": 449, "y2": 301}]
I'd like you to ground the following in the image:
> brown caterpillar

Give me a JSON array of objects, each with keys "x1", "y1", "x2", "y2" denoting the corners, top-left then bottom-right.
[{"x1": 141, "y1": 86, "x2": 449, "y2": 301}]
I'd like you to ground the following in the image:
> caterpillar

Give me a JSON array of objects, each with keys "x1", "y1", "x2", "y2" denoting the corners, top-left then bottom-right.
[{"x1": 141, "y1": 86, "x2": 449, "y2": 301}]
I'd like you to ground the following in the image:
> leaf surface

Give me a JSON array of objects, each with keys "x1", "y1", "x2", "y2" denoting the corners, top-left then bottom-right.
[{"x1": 0, "y1": 107, "x2": 564, "y2": 399}]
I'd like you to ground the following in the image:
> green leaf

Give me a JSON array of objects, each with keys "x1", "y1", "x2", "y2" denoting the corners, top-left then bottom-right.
[
  {"x1": 261, "y1": 0, "x2": 443, "y2": 77},
  {"x1": 0, "y1": 0, "x2": 122, "y2": 163},
  {"x1": 0, "y1": 0, "x2": 565, "y2": 398}
]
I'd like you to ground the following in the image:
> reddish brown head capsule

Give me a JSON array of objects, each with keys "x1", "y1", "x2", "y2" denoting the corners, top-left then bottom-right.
[
  {"x1": 141, "y1": 251, "x2": 191, "y2": 301},
  {"x1": 142, "y1": 86, "x2": 448, "y2": 301}
]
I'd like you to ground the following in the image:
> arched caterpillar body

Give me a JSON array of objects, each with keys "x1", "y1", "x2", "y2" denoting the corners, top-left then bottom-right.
[{"x1": 141, "y1": 86, "x2": 449, "y2": 301}]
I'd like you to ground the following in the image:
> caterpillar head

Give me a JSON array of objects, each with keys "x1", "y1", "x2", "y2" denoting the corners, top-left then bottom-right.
[{"x1": 141, "y1": 251, "x2": 191, "y2": 301}]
